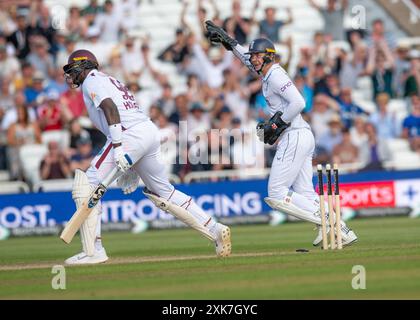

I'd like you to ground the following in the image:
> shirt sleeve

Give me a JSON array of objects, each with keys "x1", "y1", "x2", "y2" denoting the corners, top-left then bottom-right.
[
  {"x1": 82, "y1": 75, "x2": 112, "y2": 109},
  {"x1": 232, "y1": 44, "x2": 258, "y2": 76},
  {"x1": 271, "y1": 71, "x2": 306, "y2": 123}
]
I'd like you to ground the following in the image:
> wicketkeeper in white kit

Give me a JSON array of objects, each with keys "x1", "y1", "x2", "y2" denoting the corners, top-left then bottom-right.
[
  {"x1": 205, "y1": 21, "x2": 357, "y2": 247},
  {"x1": 62, "y1": 49, "x2": 231, "y2": 264}
]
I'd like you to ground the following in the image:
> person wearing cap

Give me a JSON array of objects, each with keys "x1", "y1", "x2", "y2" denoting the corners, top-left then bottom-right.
[
  {"x1": 24, "y1": 70, "x2": 47, "y2": 108},
  {"x1": 70, "y1": 136, "x2": 94, "y2": 172},
  {"x1": 205, "y1": 20, "x2": 358, "y2": 246},
  {"x1": 37, "y1": 89, "x2": 69, "y2": 132}
]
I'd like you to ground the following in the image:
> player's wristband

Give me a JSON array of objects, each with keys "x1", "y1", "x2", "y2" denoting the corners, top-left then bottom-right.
[{"x1": 109, "y1": 123, "x2": 122, "y2": 145}]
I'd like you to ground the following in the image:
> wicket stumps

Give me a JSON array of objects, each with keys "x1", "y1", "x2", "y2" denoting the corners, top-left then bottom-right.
[{"x1": 317, "y1": 163, "x2": 343, "y2": 250}]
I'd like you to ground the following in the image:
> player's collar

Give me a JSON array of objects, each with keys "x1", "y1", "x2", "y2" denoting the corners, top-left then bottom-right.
[{"x1": 263, "y1": 64, "x2": 280, "y2": 82}]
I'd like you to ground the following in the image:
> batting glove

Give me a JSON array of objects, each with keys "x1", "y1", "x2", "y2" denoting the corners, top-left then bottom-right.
[
  {"x1": 117, "y1": 168, "x2": 140, "y2": 194},
  {"x1": 113, "y1": 145, "x2": 133, "y2": 173}
]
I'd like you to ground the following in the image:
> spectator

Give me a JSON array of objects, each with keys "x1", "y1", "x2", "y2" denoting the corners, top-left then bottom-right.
[
  {"x1": 81, "y1": 0, "x2": 103, "y2": 23},
  {"x1": 94, "y1": 0, "x2": 124, "y2": 43},
  {"x1": 369, "y1": 92, "x2": 399, "y2": 139},
  {"x1": 37, "y1": 89, "x2": 69, "y2": 132},
  {"x1": 70, "y1": 136, "x2": 94, "y2": 172},
  {"x1": 186, "y1": 102, "x2": 210, "y2": 142},
  {"x1": 259, "y1": 7, "x2": 293, "y2": 44},
  {"x1": 39, "y1": 140, "x2": 71, "y2": 180},
  {"x1": 68, "y1": 118, "x2": 91, "y2": 151},
  {"x1": 190, "y1": 35, "x2": 233, "y2": 89},
  {"x1": 66, "y1": 6, "x2": 88, "y2": 40},
  {"x1": 1, "y1": 91, "x2": 36, "y2": 132},
  {"x1": 310, "y1": 93, "x2": 340, "y2": 141},
  {"x1": 337, "y1": 87, "x2": 367, "y2": 128},
  {"x1": 393, "y1": 43, "x2": 411, "y2": 98},
  {"x1": 6, "y1": 12, "x2": 32, "y2": 60},
  {"x1": 221, "y1": 69, "x2": 249, "y2": 123},
  {"x1": 366, "y1": 39, "x2": 395, "y2": 99},
  {"x1": 26, "y1": 36, "x2": 55, "y2": 80},
  {"x1": 223, "y1": 0, "x2": 259, "y2": 45},
  {"x1": 28, "y1": 3, "x2": 56, "y2": 48},
  {"x1": 366, "y1": 19, "x2": 396, "y2": 50},
  {"x1": 60, "y1": 86, "x2": 86, "y2": 118},
  {"x1": 401, "y1": 95, "x2": 420, "y2": 153},
  {"x1": 158, "y1": 28, "x2": 189, "y2": 65},
  {"x1": 23, "y1": 70, "x2": 46, "y2": 109},
  {"x1": 404, "y1": 50, "x2": 420, "y2": 97},
  {"x1": 45, "y1": 66, "x2": 68, "y2": 95},
  {"x1": 169, "y1": 93, "x2": 189, "y2": 126},
  {"x1": 350, "y1": 115, "x2": 368, "y2": 149},
  {"x1": 359, "y1": 122, "x2": 391, "y2": 171},
  {"x1": 56, "y1": 35, "x2": 77, "y2": 72},
  {"x1": 294, "y1": 74, "x2": 314, "y2": 113},
  {"x1": 121, "y1": 36, "x2": 144, "y2": 82},
  {"x1": 332, "y1": 127, "x2": 359, "y2": 166},
  {"x1": 6, "y1": 104, "x2": 42, "y2": 180},
  {"x1": 339, "y1": 43, "x2": 369, "y2": 89},
  {"x1": 309, "y1": 0, "x2": 348, "y2": 41},
  {"x1": 317, "y1": 113, "x2": 344, "y2": 154},
  {"x1": 156, "y1": 83, "x2": 176, "y2": 118},
  {"x1": 0, "y1": 78, "x2": 15, "y2": 113},
  {"x1": 13, "y1": 61, "x2": 34, "y2": 91},
  {"x1": 0, "y1": 44, "x2": 20, "y2": 82}
]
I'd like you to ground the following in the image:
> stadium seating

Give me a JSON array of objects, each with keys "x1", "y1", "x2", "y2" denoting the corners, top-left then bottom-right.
[{"x1": 18, "y1": 144, "x2": 48, "y2": 187}]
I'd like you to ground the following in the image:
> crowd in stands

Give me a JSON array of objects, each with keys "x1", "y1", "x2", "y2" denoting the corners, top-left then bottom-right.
[{"x1": 0, "y1": 0, "x2": 419, "y2": 187}]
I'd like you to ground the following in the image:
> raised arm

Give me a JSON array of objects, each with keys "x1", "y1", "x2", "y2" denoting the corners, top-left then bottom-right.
[
  {"x1": 205, "y1": 20, "x2": 258, "y2": 75},
  {"x1": 283, "y1": 7, "x2": 294, "y2": 26},
  {"x1": 308, "y1": 0, "x2": 321, "y2": 10}
]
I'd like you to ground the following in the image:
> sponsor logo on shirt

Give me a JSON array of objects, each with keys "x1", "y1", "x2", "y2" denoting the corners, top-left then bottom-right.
[{"x1": 280, "y1": 81, "x2": 292, "y2": 92}]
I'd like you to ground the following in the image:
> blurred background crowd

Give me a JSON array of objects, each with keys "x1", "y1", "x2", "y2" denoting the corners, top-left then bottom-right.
[{"x1": 0, "y1": 0, "x2": 419, "y2": 189}]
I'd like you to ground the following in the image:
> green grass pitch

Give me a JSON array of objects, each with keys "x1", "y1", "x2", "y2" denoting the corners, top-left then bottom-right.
[{"x1": 0, "y1": 216, "x2": 419, "y2": 299}]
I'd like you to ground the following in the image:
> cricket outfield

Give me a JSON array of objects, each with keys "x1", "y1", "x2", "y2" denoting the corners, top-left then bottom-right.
[{"x1": 0, "y1": 216, "x2": 419, "y2": 299}]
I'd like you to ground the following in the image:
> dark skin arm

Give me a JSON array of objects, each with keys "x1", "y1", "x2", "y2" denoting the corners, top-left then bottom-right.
[{"x1": 99, "y1": 98, "x2": 122, "y2": 148}]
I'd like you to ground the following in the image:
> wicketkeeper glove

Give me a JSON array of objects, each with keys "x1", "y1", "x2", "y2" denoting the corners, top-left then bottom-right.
[
  {"x1": 256, "y1": 111, "x2": 290, "y2": 145},
  {"x1": 205, "y1": 20, "x2": 238, "y2": 51}
]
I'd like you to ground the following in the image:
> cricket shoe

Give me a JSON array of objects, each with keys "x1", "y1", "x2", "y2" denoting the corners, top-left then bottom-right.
[
  {"x1": 65, "y1": 247, "x2": 109, "y2": 265},
  {"x1": 313, "y1": 222, "x2": 358, "y2": 247},
  {"x1": 214, "y1": 223, "x2": 231, "y2": 257}
]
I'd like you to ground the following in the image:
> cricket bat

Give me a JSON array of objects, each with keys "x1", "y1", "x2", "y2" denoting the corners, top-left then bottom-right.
[{"x1": 60, "y1": 167, "x2": 121, "y2": 244}]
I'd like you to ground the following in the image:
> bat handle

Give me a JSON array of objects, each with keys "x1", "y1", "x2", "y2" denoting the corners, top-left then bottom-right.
[{"x1": 102, "y1": 167, "x2": 123, "y2": 188}]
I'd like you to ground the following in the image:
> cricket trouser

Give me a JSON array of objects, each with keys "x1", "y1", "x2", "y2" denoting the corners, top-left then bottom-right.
[
  {"x1": 268, "y1": 128, "x2": 320, "y2": 218},
  {"x1": 85, "y1": 119, "x2": 216, "y2": 238}
]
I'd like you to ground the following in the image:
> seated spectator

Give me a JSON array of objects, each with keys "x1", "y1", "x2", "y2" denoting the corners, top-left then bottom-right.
[
  {"x1": 6, "y1": 104, "x2": 42, "y2": 180},
  {"x1": 156, "y1": 83, "x2": 176, "y2": 117},
  {"x1": 38, "y1": 89, "x2": 69, "y2": 132},
  {"x1": 310, "y1": 94, "x2": 340, "y2": 141},
  {"x1": 359, "y1": 122, "x2": 391, "y2": 171},
  {"x1": 332, "y1": 127, "x2": 359, "y2": 166},
  {"x1": 40, "y1": 140, "x2": 71, "y2": 180},
  {"x1": 350, "y1": 115, "x2": 368, "y2": 149},
  {"x1": 369, "y1": 92, "x2": 399, "y2": 139},
  {"x1": 317, "y1": 113, "x2": 344, "y2": 154},
  {"x1": 26, "y1": 36, "x2": 55, "y2": 80},
  {"x1": 0, "y1": 78, "x2": 15, "y2": 113},
  {"x1": 94, "y1": 0, "x2": 124, "y2": 43},
  {"x1": 394, "y1": 43, "x2": 411, "y2": 98},
  {"x1": 401, "y1": 95, "x2": 420, "y2": 153},
  {"x1": 1, "y1": 91, "x2": 37, "y2": 132},
  {"x1": 187, "y1": 102, "x2": 210, "y2": 142},
  {"x1": 222, "y1": 69, "x2": 249, "y2": 124},
  {"x1": 60, "y1": 86, "x2": 86, "y2": 118},
  {"x1": 24, "y1": 71, "x2": 46, "y2": 109},
  {"x1": 0, "y1": 43, "x2": 20, "y2": 82},
  {"x1": 337, "y1": 87, "x2": 368, "y2": 128},
  {"x1": 70, "y1": 136, "x2": 94, "y2": 172},
  {"x1": 121, "y1": 36, "x2": 144, "y2": 82},
  {"x1": 259, "y1": 7, "x2": 293, "y2": 44},
  {"x1": 68, "y1": 118, "x2": 91, "y2": 151},
  {"x1": 294, "y1": 74, "x2": 314, "y2": 113}
]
